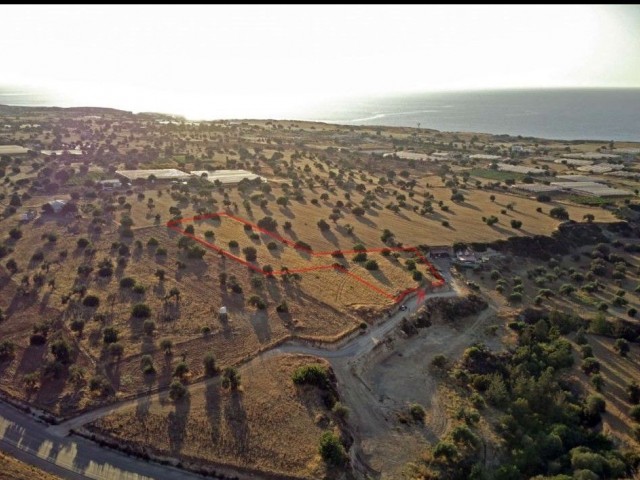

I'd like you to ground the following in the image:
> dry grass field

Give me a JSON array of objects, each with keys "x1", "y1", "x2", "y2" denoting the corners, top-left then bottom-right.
[
  {"x1": 90, "y1": 355, "x2": 338, "y2": 479},
  {"x1": 0, "y1": 451, "x2": 60, "y2": 480},
  {"x1": 569, "y1": 335, "x2": 640, "y2": 449}
]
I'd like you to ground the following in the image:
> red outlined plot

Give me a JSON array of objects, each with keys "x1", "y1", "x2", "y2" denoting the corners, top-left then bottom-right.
[{"x1": 167, "y1": 212, "x2": 446, "y2": 304}]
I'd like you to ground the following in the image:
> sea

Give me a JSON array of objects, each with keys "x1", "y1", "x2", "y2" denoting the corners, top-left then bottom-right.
[{"x1": 1, "y1": 87, "x2": 639, "y2": 142}]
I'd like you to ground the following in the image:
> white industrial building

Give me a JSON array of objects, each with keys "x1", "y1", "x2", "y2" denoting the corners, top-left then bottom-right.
[{"x1": 191, "y1": 170, "x2": 266, "y2": 185}]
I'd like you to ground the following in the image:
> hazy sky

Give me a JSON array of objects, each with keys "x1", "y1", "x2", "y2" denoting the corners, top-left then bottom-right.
[{"x1": 2, "y1": 5, "x2": 639, "y2": 118}]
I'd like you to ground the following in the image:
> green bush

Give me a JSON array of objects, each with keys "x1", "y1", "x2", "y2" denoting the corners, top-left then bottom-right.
[
  {"x1": 143, "y1": 320, "x2": 156, "y2": 335},
  {"x1": 409, "y1": 403, "x2": 425, "y2": 421},
  {"x1": 82, "y1": 295, "x2": 100, "y2": 307},
  {"x1": 203, "y1": 354, "x2": 217, "y2": 377},
  {"x1": 352, "y1": 252, "x2": 367, "y2": 262},
  {"x1": 222, "y1": 367, "x2": 241, "y2": 390},
  {"x1": 433, "y1": 441, "x2": 458, "y2": 461},
  {"x1": 292, "y1": 364, "x2": 329, "y2": 388},
  {"x1": 364, "y1": 259, "x2": 379, "y2": 270},
  {"x1": 131, "y1": 303, "x2": 151, "y2": 318},
  {"x1": 318, "y1": 431, "x2": 346, "y2": 466},
  {"x1": 103, "y1": 327, "x2": 118, "y2": 344},
  {"x1": 119, "y1": 277, "x2": 136, "y2": 288},
  {"x1": 169, "y1": 380, "x2": 187, "y2": 401},
  {"x1": 0, "y1": 340, "x2": 15, "y2": 361},
  {"x1": 173, "y1": 361, "x2": 189, "y2": 378},
  {"x1": 140, "y1": 355, "x2": 155, "y2": 374}
]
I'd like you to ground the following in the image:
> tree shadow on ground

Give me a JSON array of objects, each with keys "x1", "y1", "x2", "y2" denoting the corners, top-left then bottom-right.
[
  {"x1": 168, "y1": 391, "x2": 191, "y2": 455},
  {"x1": 250, "y1": 310, "x2": 271, "y2": 343},
  {"x1": 205, "y1": 380, "x2": 222, "y2": 444},
  {"x1": 225, "y1": 390, "x2": 249, "y2": 455}
]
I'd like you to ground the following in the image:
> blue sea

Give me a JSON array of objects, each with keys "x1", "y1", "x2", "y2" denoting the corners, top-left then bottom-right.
[
  {"x1": 298, "y1": 89, "x2": 640, "y2": 142},
  {"x1": 1, "y1": 87, "x2": 639, "y2": 142}
]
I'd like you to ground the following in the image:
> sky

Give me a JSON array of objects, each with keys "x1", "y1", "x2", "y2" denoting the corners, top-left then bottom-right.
[{"x1": 1, "y1": 5, "x2": 639, "y2": 119}]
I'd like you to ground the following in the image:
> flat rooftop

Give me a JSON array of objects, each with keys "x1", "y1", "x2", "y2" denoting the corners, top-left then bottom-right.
[
  {"x1": 577, "y1": 163, "x2": 625, "y2": 173},
  {"x1": 383, "y1": 151, "x2": 430, "y2": 161},
  {"x1": 555, "y1": 175, "x2": 605, "y2": 183},
  {"x1": 0, "y1": 145, "x2": 30, "y2": 155},
  {"x1": 510, "y1": 184, "x2": 560, "y2": 193},
  {"x1": 551, "y1": 181, "x2": 632, "y2": 197},
  {"x1": 554, "y1": 158, "x2": 593, "y2": 166},
  {"x1": 115, "y1": 169, "x2": 190, "y2": 181},
  {"x1": 41, "y1": 149, "x2": 83, "y2": 156},
  {"x1": 469, "y1": 154, "x2": 503, "y2": 161},
  {"x1": 552, "y1": 181, "x2": 606, "y2": 189},
  {"x1": 561, "y1": 153, "x2": 621, "y2": 161},
  {"x1": 497, "y1": 163, "x2": 545, "y2": 174},
  {"x1": 191, "y1": 169, "x2": 266, "y2": 185}
]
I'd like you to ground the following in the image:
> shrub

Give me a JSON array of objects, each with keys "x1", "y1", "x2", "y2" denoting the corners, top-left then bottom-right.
[
  {"x1": 169, "y1": 380, "x2": 187, "y2": 401},
  {"x1": 431, "y1": 354, "x2": 447, "y2": 369},
  {"x1": 160, "y1": 339, "x2": 173, "y2": 355},
  {"x1": 365, "y1": 259, "x2": 379, "y2": 270},
  {"x1": 82, "y1": 295, "x2": 100, "y2": 307},
  {"x1": 77, "y1": 238, "x2": 90, "y2": 248},
  {"x1": 318, "y1": 431, "x2": 346, "y2": 466},
  {"x1": 627, "y1": 381, "x2": 640, "y2": 404},
  {"x1": 143, "y1": 320, "x2": 156, "y2": 335},
  {"x1": 50, "y1": 339, "x2": 72, "y2": 364},
  {"x1": 433, "y1": 441, "x2": 458, "y2": 461},
  {"x1": 276, "y1": 301, "x2": 289, "y2": 313},
  {"x1": 248, "y1": 295, "x2": 266, "y2": 309},
  {"x1": 0, "y1": 340, "x2": 15, "y2": 361},
  {"x1": 70, "y1": 319, "x2": 85, "y2": 335},
  {"x1": 510, "y1": 219, "x2": 522, "y2": 229},
  {"x1": 409, "y1": 403, "x2": 425, "y2": 421},
  {"x1": 140, "y1": 355, "x2": 155, "y2": 374},
  {"x1": 614, "y1": 338, "x2": 630, "y2": 357},
  {"x1": 332, "y1": 402, "x2": 349, "y2": 420},
  {"x1": 173, "y1": 361, "x2": 189, "y2": 378},
  {"x1": 352, "y1": 252, "x2": 367, "y2": 262},
  {"x1": 266, "y1": 241, "x2": 278, "y2": 250},
  {"x1": 550, "y1": 206, "x2": 569, "y2": 220},
  {"x1": 103, "y1": 327, "x2": 118, "y2": 344},
  {"x1": 581, "y1": 357, "x2": 600, "y2": 375},
  {"x1": 242, "y1": 246, "x2": 257, "y2": 261},
  {"x1": 132, "y1": 284, "x2": 146, "y2": 294},
  {"x1": 119, "y1": 277, "x2": 136, "y2": 289},
  {"x1": 292, "y1": 364, "x2": 329, "y2": 388},
  {"x1": 451, "y1": 424, "x2": 479, "y2": 446},
  {"x1": 131, "y1": 303, "x2": 151, "y2": 318},
  {"x1": 222, "y1": 367, "x2": 241, "y2": 390},
  {"x1": 228, "y1": 240, "x2": 239, "y2": 248},
  {"x1": 591, "y1": 374, "x2": 604, "y2": 392},
  {"x1": 508, "y1": 292, "x2": 522, "y2": 303}
]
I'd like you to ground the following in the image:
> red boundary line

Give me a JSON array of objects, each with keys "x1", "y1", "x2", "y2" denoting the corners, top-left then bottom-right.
[{"x1": 166, "y1": 212, "x2": 446, "y2": 303}]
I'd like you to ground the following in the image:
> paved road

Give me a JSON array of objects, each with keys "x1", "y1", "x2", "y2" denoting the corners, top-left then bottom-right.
[{"x1": 0, "y1": 402, "x2": 204, "y2": 479}]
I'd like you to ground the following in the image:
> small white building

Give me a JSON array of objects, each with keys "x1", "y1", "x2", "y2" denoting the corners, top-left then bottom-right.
[
  {"x1": 47, "y1": 199, "x2": 67, "y2": 214},
  {"x1": 98, "y1": 179, "x2": 123, "y2": 190}
]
